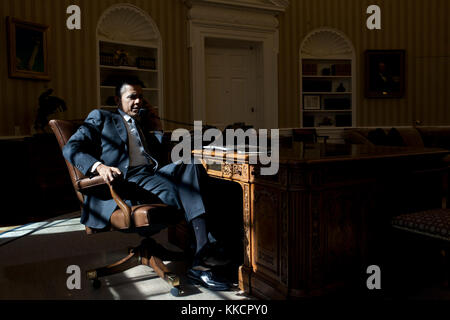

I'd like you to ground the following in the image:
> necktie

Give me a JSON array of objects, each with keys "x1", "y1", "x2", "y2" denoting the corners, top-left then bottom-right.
[{"x1": 128, "y1": 118, "x2": 157, "y2": 167}]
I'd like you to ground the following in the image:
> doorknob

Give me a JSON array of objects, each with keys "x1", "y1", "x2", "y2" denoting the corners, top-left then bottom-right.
[{"x1": 251, "y1": 107, "x2": 255, "y2": 112}]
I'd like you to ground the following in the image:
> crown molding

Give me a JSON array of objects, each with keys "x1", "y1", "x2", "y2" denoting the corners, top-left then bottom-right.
[
  {"x1": 187, "y1": 5, "x2": 279, "y2": 29},
  {"x1": 185, "y1": 0, "x2": 289, "y2": 29},
  {"x1": 184, "y1": 0, "x2": 289, "y2": 14}
]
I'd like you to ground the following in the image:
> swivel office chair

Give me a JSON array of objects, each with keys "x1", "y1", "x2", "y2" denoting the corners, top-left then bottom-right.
[{"x1": 49, "y1": 119, "x2": 184, "y2": 296}]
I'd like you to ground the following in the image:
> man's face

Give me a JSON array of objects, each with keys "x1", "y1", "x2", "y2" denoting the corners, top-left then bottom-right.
[{"x1": 118, "y1": 84, "x2": 144, "y2": 118}]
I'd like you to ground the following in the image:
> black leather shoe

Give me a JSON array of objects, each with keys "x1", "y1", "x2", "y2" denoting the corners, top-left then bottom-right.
[{"x1": 187, "y1": 268, "x2": 230, "y2": 291}]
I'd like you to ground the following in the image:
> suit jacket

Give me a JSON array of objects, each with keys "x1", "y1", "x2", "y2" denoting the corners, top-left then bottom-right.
[{"x1": 63, "y1": 108, "x2": 169, "y2": 229}]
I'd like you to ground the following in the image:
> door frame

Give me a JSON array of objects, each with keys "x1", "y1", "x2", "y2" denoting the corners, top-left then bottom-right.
[{"x1": 186, "y1": 3, "x2": 282, "y2": 129}]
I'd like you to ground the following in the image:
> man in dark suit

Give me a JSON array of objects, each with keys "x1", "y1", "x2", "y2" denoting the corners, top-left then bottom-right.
[{"x1": 63, "y1": 78, "x2": 230, "y2": 291}]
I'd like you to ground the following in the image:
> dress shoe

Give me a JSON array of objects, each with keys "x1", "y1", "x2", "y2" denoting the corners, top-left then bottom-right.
[{"x1": 187, "y1": 268, "x2": 230, "y2": 291}]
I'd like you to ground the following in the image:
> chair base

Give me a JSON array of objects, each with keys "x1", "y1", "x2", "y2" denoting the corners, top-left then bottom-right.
[{"x1": 86, "y1": 238, "x2": 184, "y2": 296}]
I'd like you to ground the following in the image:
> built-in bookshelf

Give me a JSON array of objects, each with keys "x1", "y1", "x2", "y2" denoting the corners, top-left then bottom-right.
[
  {"x1": 98, "y1": 40, "x2": 160, "y2": 109},
  {"x1": 96, "y1": 4, "x2": 163, "y2": 117},
  {"x1": 301, "y1": 59, "x2": 353, "y2": 127},
  {"x1": 300, "y1": 28, "x2": 355, "y2": 129}
]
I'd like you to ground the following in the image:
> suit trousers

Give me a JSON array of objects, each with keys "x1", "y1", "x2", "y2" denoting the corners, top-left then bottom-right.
[{"x1": 125, "y1": 161, "x2": 207, "y2": 223}]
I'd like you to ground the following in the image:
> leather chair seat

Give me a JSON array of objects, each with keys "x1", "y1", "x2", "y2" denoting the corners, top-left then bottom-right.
[
  {"x1": 111, "y1": 203, "x2": 180, "y2": 230},
  {"x1": 111, "y1": 204, "x2": 155, "y2": 229}
]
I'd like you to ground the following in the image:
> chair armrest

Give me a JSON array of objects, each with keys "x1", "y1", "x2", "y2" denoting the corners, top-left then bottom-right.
[
  {"x1": 76, "y1": 176, "x2": 132, "y2": 229},
  {"x1": 76, "y1": 175, "x2": 105, "y2": 191},
  {"x1": 109, "y1": 184, "x2": 132, "y2": 229}
]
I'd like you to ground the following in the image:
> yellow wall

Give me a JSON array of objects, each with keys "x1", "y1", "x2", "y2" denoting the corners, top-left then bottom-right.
[
  {"x1": 0, "y1": 0, "x2": 449, "y2": 135},
  {"x1": 278, "y1": 0, "x2": 450, "y2": 127},
  {"x1": 0, "y1": 0, "x2": 189, "y2": 135}
]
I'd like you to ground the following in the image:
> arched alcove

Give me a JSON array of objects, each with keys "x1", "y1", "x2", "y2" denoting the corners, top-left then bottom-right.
[
  {"x1": 299, "y1": 28, "x2": 356, "y2": 130},
  {"x1": 96, "y1": 4, "x2": 164, "y2": 124}
]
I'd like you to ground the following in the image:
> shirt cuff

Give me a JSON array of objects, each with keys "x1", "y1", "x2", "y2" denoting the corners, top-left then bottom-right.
[{"x1": 90, "y1": 161, "x2": 102, "y2": 173}]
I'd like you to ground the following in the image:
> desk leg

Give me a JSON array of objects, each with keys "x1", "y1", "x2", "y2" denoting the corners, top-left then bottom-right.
[{"x1": 238, "y1": 182, "x2": 252, "y2": 293}]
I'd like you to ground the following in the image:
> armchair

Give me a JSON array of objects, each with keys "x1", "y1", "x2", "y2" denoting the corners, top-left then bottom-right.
[{"x1": 49, "y1": 119, "x2": 184, "y2": 296}]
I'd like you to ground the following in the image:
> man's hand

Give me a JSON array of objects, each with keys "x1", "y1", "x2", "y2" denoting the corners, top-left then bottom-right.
[{"x1": 96, "y1": 164, "x2": 122, "y2": 185}]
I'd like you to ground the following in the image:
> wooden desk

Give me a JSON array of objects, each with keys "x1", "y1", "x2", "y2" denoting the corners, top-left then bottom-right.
[
  {"x1": 192, "y1": 143, "x2": 449, "y2": 299},
  {"x1": 0, "y1": 135, "x2": 79, "y2": 226}
]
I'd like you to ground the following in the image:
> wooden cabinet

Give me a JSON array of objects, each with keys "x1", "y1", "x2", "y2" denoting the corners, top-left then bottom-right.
[{"x1": 0, "y1": 135, "x2": 79, "y2": 226}]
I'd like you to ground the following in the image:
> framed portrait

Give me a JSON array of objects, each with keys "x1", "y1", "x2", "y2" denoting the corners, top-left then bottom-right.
[
  {"x1": 365, "y1": 50, "x2": 405, "y2": 98},
  {"x1": 303, "y1": 95, "x2": 321, "y2": 110},
  {"x1": 6, "y1": 17, "x2": 50, "y2": 80}
]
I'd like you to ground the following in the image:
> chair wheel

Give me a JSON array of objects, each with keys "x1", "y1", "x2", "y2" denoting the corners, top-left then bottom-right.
[
  {"x1": 170, "y1": 286, "x2": 181, "y2": 297},
  {"x1": 92, "y1": 279, "x2": 101, "y2": 289}
]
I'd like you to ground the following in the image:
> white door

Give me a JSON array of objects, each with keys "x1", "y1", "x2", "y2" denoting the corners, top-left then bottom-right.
[{"x1": 205, "y1": 41, "x2": 259, "y2": 130}]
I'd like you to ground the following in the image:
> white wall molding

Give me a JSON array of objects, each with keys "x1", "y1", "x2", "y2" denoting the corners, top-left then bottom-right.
[
  {"x1": 185, "y1": 0, "x2": 289, "y2": 14},
  {"x1": 97, "y1": 3, "x2": 160, "y2": 44},
  {"x1": 185, "y1": 0, "x2": 288, "y2": 129},
  {"x1": 300, "y1": 27, "x2": 354, "y2": 60},
  {"x1": 187, "y1": 5, "x2": 279, "y2": 30}
]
